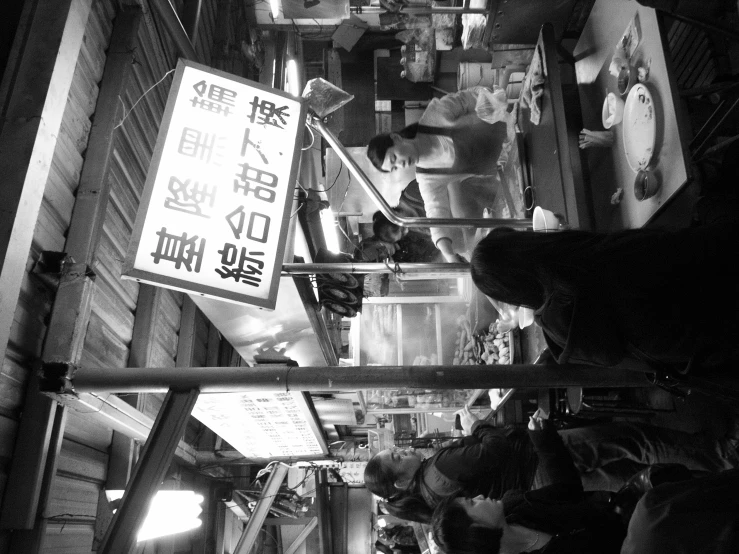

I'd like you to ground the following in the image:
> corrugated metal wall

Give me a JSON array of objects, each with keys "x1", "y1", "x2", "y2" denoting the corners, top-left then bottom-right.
[{"x1": 0, "y1": 0, "x2": 222, "y2": 552}]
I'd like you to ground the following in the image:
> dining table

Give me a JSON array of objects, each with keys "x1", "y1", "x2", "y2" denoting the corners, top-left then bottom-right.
[
  {"x1": 517, "y1": 23, "x2": 593, "y2": 231},
  {"x1": 574, "y1": 0, "x2": 692, "y2": 230}
]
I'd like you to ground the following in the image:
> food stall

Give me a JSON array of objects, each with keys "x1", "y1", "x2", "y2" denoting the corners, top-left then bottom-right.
[{"x1": 348, "y1": 272, "x2": 526, "y2": 442}]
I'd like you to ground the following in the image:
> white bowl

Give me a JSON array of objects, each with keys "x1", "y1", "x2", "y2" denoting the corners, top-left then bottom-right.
[
  {"x1": 532, "y1": 206, "x2": 560, "y2": 231},
  {"x1": 602, "y1": 92, "x2": 625, "y2": 129}
]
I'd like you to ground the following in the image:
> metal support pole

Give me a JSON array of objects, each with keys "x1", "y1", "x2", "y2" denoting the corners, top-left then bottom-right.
[
  {"x1": 282, "y1": 262, "x2": 469, "y2": 275},
  {"x1": 310, "y1": 117, "x2": 532, "y2": 231},
  {"x1": 61, "y1": 364, "x2": 649, "y2": 394},
  {"x1": 98, "y1": 388, "x2": 200, "y2": 554},
  {"x1": 233, "y1": 464, "x2": 289, "y2": 554}
]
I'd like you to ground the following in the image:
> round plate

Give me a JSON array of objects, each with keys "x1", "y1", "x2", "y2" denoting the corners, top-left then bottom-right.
[{"x1": 622, "y1": 84, "x2": 656, "y2": 172}]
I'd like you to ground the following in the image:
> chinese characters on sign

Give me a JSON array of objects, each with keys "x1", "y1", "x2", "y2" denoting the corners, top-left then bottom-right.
[
  {"x1": 123, "y1": 60, "x2": 305, "y2": 309},
  {"x1": 192, "y1": 392, "x2": 328, "y2": 458}
]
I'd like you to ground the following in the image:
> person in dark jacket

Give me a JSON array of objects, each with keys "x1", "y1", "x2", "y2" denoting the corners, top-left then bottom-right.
[
  {"x1": 470, "y1": 223, "x2": 739, "y2": 373},
  {"x1": 620, "y1": 468, "x2": 739, "y2": 554},
  {"x1": 431, "y1": 410, "x2": 626, "y2": 554},
  {"x1": 364, "y1": 407, "x2": 737, "y2": 523},
  {"x1": 372, "y1": 210, "x2": 444, "y2": 264},
  {"x1": 364, "y1": 406, "x2": 535, "y2": 523}
]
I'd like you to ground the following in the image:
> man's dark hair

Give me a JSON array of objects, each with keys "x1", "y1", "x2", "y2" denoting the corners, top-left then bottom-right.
[{"x1": 432, "y1": 493, "x2": 504, "y2": 554}]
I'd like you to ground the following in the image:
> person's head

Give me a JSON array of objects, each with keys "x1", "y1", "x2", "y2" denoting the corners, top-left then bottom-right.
[
  {"x1": 364, "y1": 448, "x2": 423, "y2": 499},
  {"x1": 432, "y1": 494, "x2": 505, "y2": 554},
  {"x1": 470, "y1": 229, "x2": 547, "y2": 309},
  {"x1": 471, "y1": 227, "x2": 608, "y2": 309},
  {"x1": 367, "y1": 124, "x2": 419, "y2": 173},
  {"x1": 373, "y1": 210, "x2": 408, "y2": 243}
]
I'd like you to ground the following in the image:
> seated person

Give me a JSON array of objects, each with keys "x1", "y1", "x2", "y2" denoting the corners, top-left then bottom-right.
[
  {"x1": 620, "y1": 468, "x2": 739, "y2": 554},
  {"x1": 431, "y1": 410, "x2": 627, "y2": 554},
  {"x1": 372, "y1": 210, "x2": 444, "y2": 264},
  {"x1": 470, "y1": 224, "x2": 739, "y2": 372},
  {"x1": 357, "y1": 234, "x2": 396, "y2": 262}
]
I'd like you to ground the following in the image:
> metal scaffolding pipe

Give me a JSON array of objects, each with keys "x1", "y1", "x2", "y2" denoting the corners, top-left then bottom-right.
[
  {"x1": 66, "y1": 364, "x2": 649, "y2": 394},
  {"x1": 310, "y1": 117, "x2": 532, "y2": 231},
  {"x1": 282, "y1": 262, "x2": 470, "y2": 274}
]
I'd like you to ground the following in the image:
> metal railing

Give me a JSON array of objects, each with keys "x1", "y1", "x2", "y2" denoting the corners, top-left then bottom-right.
[{"x1": 309, "y1": 115, "x2": 532, "y2": 232}]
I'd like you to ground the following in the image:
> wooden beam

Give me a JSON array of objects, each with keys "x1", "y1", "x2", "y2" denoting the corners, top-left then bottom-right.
[
  {"x1": 5, "y1": 405, "x2": 67, "y2": 550},
  {"x1": 105, "y1": 431, "x2": 137, "y2": 491},
  {"x1": 0, "y1": 0, "x2": 92, "y2": 363},
  {"x1": 126, "y1": 283, "x2": 165, "y2": 418},
  {"x1": 214, "y1": 501, "x2": 227, "y2": 554},
  {"x1": 181, "y1": 0, "x2": 203, "y2": 42},
  {"x1": 147, "y1": 0, "x2": 198, "y2": 60},
  {"x1": 265, "y1": 517, "x2": 315, "y2": 526},
  {"x1": 98, "y1": 389, "x2": 200, "y2": 554},
  {"x1": 284, "y1": 518, "x2": 318, "y2": 554},
  {"x1": 315, "y1": 469, "x2": 333, "y2": 554},
  {"x1": 233, "y1": 464, "x2": 289, "y2": 554},
  {"x1": 5, "y1": 11, "x2": 143, "y2": 547},
  {"x1": 0, "y1": 374, "x2": 59, "y2": 530},
  {"x1": 177, "y1": 296, "x2": 199, "y2": 367},
  {"x1": 206, "y1": 316, "x2": 221, "y2": 367},
  {"x1": 64, "y1": 6, "x2": 142, "y2": 262},
  {"x1": 98, "y1": 274, "x2": 208, "y2": 554},
  {"x1": 51, "y1": 390, "x2": 199, "y2": 466}
]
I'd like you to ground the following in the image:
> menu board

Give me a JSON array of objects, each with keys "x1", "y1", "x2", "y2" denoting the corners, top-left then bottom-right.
[
  {"x1": 123, "y1": 59, "x2": 305, "y2": 309},
  {"x1": 192, "y1": 391, "x2": 328, "y2": 458}
]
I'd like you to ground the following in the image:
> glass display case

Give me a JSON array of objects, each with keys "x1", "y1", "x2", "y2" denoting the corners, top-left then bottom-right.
[
  {"x1": 363, "y1": 388, "x2": 481, "y2": 414},
  {"x1": 353, "y1": 296, "x2": 471, "y2": 367},
  {"x1": 351, "y1": 283, "x2": 487, "y2": 416}
]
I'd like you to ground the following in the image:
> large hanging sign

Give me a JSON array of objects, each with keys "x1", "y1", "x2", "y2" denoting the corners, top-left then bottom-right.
[
  {"x1": 281, "y1": 0, "x2": 349, "y2": 20},
  {"x1": 123, "y1": 59, "x2": 305, "y2": 309},
  {"x1": 192, "y1": 391, "x2": 328, "y2": 458}
]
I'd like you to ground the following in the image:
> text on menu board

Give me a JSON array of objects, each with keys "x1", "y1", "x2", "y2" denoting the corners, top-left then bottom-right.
[{"x1": 192, "y1": 391, "x2": 328, "y2": 458}]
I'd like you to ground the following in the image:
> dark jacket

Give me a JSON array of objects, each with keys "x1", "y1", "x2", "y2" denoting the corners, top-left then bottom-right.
[
  {"x1": 621, "y1": 468, "x2": 739, "y2": 554},
  {"x1": 392, "y1": 231, "x2": 444, "y2": 264},
  {"x1": 418, "y1": 422, "x2": 536, "y2": 508},
  {"x1": 502, "y1": 425, "x2": 625, "y2": 554},
  {"x1": 534, "y1": 223, "x2": 739, "y2": 372}
]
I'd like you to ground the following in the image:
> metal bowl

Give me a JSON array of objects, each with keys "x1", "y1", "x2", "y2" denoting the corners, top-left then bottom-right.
[
  {"x1": 634, "y1": 169, "x2": 660, "y2": 201},
  {"x1": 618, "y1": 65, "x2": 635, "y2": 96}
]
